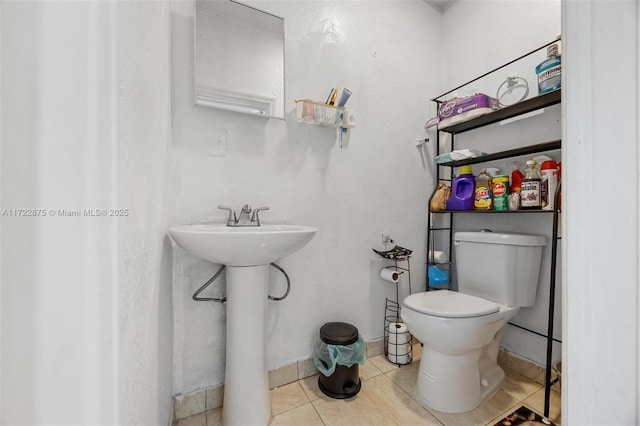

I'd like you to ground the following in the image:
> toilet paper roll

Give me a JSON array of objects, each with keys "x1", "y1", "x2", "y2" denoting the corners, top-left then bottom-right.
[
  {"x1": 428, "y1": 250, "x2": 448, "y2": 264},
  {"x1": 387, "y1": 322, "x2": 409, "y2": 364},
  {"x1": 380, "y1": 268, "x2": 400, "y2": 283},
  {"x1": 388, "y1": 352, "x2": 408, "y2": 365}
]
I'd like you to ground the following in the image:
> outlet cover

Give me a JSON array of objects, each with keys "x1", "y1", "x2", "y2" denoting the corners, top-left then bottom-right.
[{"x1": 210, "y1": 129, "x2": 228, "y2": 157}]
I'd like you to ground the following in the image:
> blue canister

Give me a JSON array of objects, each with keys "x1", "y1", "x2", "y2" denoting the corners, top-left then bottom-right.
[{"x1": 446, "y1": 166, "x2": 475, "y2": 211}]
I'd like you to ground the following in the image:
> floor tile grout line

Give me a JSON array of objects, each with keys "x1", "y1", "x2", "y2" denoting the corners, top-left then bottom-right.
[
  {"x1": 270, "y1": 381, "x2": 312, "y2": 418},
  {"x1": 380, "y1": 368, "x2": 447, "y2": 426},
  {"x1": 308, "y1": 397, "x2": 328, "y2": 426},
  {"x1": 398, "y1": 384, "x2": 446, "y2": 424}
]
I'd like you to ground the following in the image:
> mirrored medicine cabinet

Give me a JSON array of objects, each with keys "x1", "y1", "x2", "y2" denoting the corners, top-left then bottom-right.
[{"x1": 194, "y1": 0, "x2": 285, "y2": 119}]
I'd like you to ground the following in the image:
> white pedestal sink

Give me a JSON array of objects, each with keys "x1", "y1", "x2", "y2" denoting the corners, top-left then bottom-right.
[{"x1": 169, "y1": 224, "x2": 317, "y2": 426}]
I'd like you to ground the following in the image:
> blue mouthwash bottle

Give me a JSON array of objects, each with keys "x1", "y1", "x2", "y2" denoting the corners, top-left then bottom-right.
[{"x1": 536, "y1": 43, "x2": 561, "y2": 94}]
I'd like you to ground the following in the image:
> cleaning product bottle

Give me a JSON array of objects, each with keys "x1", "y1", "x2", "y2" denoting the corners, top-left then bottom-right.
[
  {"x1": 536, "y1": 43, "x2": 561, "y2": 94},
  {"x1": 474, "y1": 169, "x2": 492, "y2": 210},
  {"x1": 492, "y1": 175, "x2": 510, "y2": 211},
  {"x1": 540, "y1": 160, "x2": 558, "y2": 211},
  {"x1": 507, "y1": 165, "x2": 524, "y2": 210},
  {"x1": 446, "y1": 165, "x2": 475, "y2": 211},
  {"x1": 521, "y1": 160, "x2": 541, "y2": 209},
  {"x1": 557, "y1": 161, "x2": 562, "y2": 209},
  {"x1": 510, "y1": 165, "x2": 524, "y2": 194}
]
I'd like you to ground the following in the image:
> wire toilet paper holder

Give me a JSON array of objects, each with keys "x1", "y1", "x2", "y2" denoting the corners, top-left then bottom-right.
[{"x1": 373, "y1": 246, "x2": 413, "y2": 366}]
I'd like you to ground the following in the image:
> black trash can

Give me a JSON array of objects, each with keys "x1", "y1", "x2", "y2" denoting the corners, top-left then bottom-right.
[{"x1": 317, "y1": 322, "x2": 362, "y2": 399}]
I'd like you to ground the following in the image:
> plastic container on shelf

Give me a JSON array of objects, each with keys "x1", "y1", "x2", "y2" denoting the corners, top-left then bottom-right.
[
  {"x1": 491, "y1": 175, "x2": 510, "y2": 211},
  {"x1": 541, "y1": 160, "x2": 559, "y2": 211},
  {"x1": 536, "y1": 43, "x2": 561, "y2": 94},
  {"x1": 557, "y1": 161, "x2": 562, "y2": 208},
  {"x1": 447, "y1": 165, "x2": 475, "y2": 211},
  {"x1": 474, "y1": 170, "x2": 492, "y2": 210},
  {"x1": 510, "y1": 165, "x2": 524, "y2": 194}
]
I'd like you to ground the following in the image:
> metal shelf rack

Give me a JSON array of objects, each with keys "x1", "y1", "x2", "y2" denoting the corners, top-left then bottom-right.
[{"x1": 427, "y1": 40, "x2": 562, "y2": 420}]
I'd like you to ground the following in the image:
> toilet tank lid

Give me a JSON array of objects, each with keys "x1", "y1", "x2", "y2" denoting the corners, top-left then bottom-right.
[
  {"x1": 455, "y1": 232, "x2": 546, "y2": 246},
  {"x1": 404, "y1": 290, "x2": 500, "y2": 318}
]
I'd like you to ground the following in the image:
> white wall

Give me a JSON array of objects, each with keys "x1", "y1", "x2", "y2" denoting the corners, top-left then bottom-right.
[
  {"x1": 563, "y1": 0, "x2": 639, "y2": 422},
  {"x1": 439, "y1": 0, "x2": 562, "y2": 367},
  {"x1": 170, "y1": 0, "x2": 442, "y2": 394},
  {"x1": 1, "y1": 2, "x2": 119, "y2": 423},
  {"x1": 118, "y1": 2, "x2": 175, "y2": 425},
  {"x1": 1, "y1": 1, "x2": 175, "y2": 425},
  {"x1": 441, "y1": 0, "x2": 561, "y2": 91}
]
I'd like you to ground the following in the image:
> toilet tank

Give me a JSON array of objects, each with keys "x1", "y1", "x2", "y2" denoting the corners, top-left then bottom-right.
[{"x1": 454, "y1": 232, "x2": 546, "y2": 307}]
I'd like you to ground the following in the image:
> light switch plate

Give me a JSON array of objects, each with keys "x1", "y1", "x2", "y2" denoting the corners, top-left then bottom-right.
[{"x1": 210, "y1": 129, "x2": 227, "y2": 156}]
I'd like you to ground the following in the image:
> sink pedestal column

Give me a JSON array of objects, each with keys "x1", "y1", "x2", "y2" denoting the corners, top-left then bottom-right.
[{"x1": 223, "y1": 265, "x2": 271, "y2": 426}]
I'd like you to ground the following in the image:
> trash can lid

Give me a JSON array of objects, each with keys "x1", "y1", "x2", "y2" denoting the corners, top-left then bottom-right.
[{"x1": 320, "y1": 322, "x2": 359, "y2": 345}]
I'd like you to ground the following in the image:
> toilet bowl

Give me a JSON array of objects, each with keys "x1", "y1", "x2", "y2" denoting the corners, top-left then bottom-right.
[
  {"x1": 401, "y1": 290, "x2": 519, "y2": 413},
  {"x1": 401, "y1": 232, "x2": 546, "y2": 414}
]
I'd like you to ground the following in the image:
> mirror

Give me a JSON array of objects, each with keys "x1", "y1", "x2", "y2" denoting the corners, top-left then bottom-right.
[{"x1": 194, "y1": 0, "x2": 285, "y2": 119}]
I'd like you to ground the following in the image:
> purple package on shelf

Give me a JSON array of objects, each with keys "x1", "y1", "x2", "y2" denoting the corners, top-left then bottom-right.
[{"x1": 437, "y1": 94, "x2": 499, "y2": 128}]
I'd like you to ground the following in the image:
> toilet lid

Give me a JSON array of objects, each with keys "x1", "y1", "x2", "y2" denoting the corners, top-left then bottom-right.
[{"x1": 404, "y1": 290, "x2": 500, "y2": 318}]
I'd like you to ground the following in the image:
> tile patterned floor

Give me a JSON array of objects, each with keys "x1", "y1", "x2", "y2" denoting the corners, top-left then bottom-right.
[{"x1": 175, "y1": 348, "x2": 561, "y2": 426}]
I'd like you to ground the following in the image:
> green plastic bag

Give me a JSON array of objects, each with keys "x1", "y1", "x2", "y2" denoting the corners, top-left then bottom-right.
[{"x1": 313, "y1": 334, "x2": 367, "y2": 377}]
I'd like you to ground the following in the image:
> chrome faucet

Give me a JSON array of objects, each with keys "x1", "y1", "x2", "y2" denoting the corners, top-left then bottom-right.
[
  {"x1": 250, "y1": 206, "x2": 269, "y2": 225},
  {"x1": 236, "y1": 204, "x2": 253, "y2": 226},
  {"x1": 218, "y1": 204, "x2": 269, "y2": 227}
]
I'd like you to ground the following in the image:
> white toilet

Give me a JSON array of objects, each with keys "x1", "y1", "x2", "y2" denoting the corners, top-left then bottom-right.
[{"x1": 401, "y1": 231, "x2": 546, "y2": 414}]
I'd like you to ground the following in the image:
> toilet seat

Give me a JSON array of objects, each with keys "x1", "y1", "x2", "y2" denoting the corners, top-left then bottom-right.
[{"x1": 404, "y1": 290, "x2": 500, "y2": 318}]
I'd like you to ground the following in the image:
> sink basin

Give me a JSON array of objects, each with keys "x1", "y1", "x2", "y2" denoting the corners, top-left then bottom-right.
[{"x1": 169, "y1": 224, "x2": 317, "y2": 266}]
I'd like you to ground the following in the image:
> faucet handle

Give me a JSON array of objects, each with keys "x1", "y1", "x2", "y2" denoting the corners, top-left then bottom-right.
[
  {"x1": 250, "y1": 206, "x2": 269, "y2": 225},
  {"x1": 217, "y1": 205, "x2": 236, "y2": 225}
]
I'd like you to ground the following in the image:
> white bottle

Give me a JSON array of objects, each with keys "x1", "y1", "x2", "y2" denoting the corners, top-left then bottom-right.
[{"x1": 541, "y1": 160, "x2": 559, "y2": 211}]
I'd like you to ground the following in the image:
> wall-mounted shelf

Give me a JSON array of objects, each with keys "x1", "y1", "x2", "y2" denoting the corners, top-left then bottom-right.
[{"x1": 295, "y1": 99, "x2": 355, "y2": 129}]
